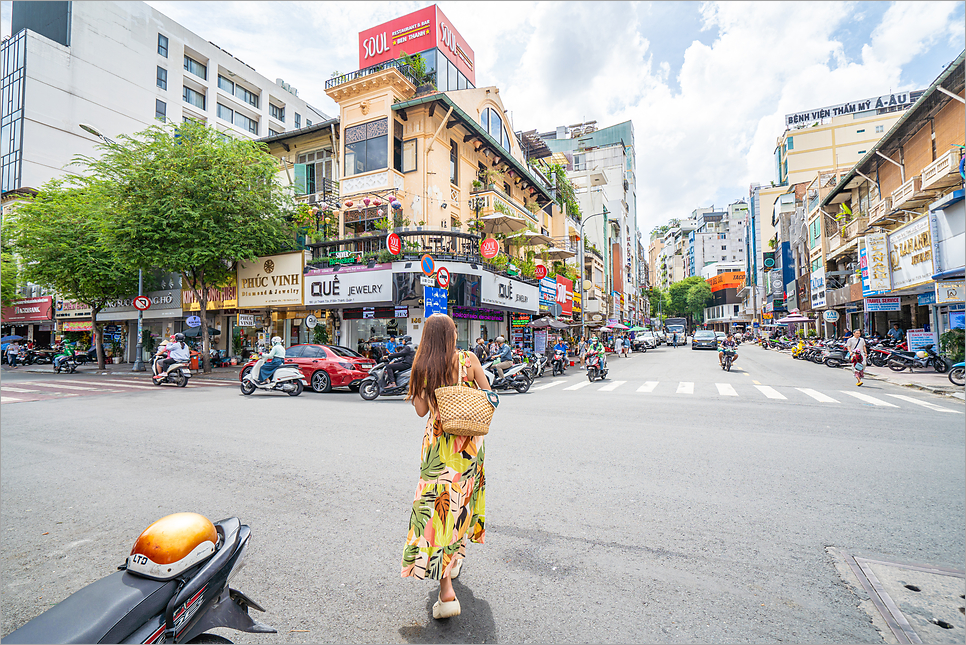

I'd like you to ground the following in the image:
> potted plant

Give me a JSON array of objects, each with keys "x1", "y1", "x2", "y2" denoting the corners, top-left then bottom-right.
[
  {"x1": 416, "y1": 220, "x2": 426, "y2": 231},
  {"x1": 471, "y1": 180, "x2": 483, "y2": 192},
  {"x1": 451, "y1": 217, "x2": 462, "y2": 232},
  {"x1": 109, "y1": 337, "x2": 123, "y2": 364}
]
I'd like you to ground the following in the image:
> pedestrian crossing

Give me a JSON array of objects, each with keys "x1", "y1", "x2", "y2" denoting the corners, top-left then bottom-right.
[
  {"x1": 526, "y1": 378, "x2": 963, "y2": 413},
  {"x1": 0, "y1": 378, "x2": 237, "y2": 405}
]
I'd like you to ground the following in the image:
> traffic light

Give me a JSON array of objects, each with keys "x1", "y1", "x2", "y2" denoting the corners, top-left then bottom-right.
[{"x1": 762, "y1": 252, "x2": 776, "y2": 270}]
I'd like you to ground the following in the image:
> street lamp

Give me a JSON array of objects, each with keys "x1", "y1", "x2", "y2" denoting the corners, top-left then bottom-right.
[
  {"x1": 79, "y1": 123, "x2": 146, "y2": 372},
  {"x1": 579, "y1": 205, "x2": 608, "y2": 339}
]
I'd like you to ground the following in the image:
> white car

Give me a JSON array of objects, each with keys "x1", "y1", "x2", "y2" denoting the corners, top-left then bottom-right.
[{"x1": 636, "y1": 332, "x2": 658, "y2": 349}]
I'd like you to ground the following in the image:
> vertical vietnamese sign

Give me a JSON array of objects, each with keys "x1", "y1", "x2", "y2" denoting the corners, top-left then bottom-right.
[
  {"x1": 556, "y1": 276, "x2": 573, "y2": 317},
  {"x1": 865, "y1": 233, "x2": 891, "y2": 293}
]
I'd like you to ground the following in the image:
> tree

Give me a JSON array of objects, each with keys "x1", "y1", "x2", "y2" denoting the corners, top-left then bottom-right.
[
  {"x1": 667, "y1": 276, "x2": 705, "y2": 316},
  {"x1": 7, "y1": 177, "x2": 140, "y2": 369},
  {"x1": 644, "y1": 287, "x2": 668, "y2": 322},
  {"x1": 82, "y1": 120, "x2": 299, "y2": 373},
  {"x1": 1, "y1": 217, "x2": 19, "y2": 308},
  {"x1": 686, "y1": 281, "x2": 713, "y2": 322}
]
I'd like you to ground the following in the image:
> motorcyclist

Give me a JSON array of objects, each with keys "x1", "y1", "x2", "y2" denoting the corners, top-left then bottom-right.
[
  {"x1": 257, "y1": 336, "x2": 286, "y2": 384},
  {"x1": 588, "y1": 336, "x2": 607, "y2": 369},
  {"x1": 553, "y1": 338, "x2": 569, "y2": 370},
  {"x1": 53, "y1": 336, "x2": 76, "y2": 371},
  {"x1": 489, "y1": 335, "x2": 513, "y2": 381},
  {"x1": 384, "y1": 335, "x2": 414, "y2": 389},
  {"x1": 155, "y1": 333, "x2": 190, "y2": 380},
  {"x1": 718, "y1": 333, "x2": 738, "y2": 366}
]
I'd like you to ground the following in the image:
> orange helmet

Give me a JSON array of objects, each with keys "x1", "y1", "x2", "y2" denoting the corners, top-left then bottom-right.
[{"x1": 127, "y1": 513, "x2": 217, "y2": 580}]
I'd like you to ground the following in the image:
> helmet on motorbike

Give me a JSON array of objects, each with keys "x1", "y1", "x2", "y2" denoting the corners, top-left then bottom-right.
[
  {"x1": 915, "y1": 350, "x2": 928, "y2": 359},
  {"x1": 174, "y1": 333, "x2": 185, "y2": 342},
  {"x1": 399, "y1": 335, "x2": 412, "y2": 344},
  {"x1": 272, "y1": 336, "x2": 282, "y2": 346},
  {"x1": 127, "y1": 512, "x2": 217, "y2": 580}
]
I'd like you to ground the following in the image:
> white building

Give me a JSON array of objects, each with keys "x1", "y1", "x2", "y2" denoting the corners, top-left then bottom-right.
[{"x1": 1, "y1": 0, "x2": 329, "y2": 193}]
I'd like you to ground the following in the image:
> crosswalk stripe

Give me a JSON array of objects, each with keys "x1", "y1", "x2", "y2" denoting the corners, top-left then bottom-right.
[
  {"x1": 840, "y1": 391, "x2": 898, "y2": 407},
  {"x1": 1, "y1": 386, "x2": 40, "y2": 393},
  {"x1": 676, "y1": 382, "x2": 694, "y2": 394},
  {"x1": 88, "y1": 381, "x2": 159, "y2": 390},
  {"x1": 563, "y1": 381, "x2": 591, "y2": 391},
  {"x1": 1, "y1": 396, "x2": 24, "y2": 403},
  {"x1": 715, "y1": 383, "x2": 738, "y2": 396},
  {"x1": 637, "y1": 381, "x2": 659, "y2": 393},
  {"x1": 532, "y1": 380, "x2": 566, "y2": 391},
  {"x1": 30, "y1": 383, "x2": 115, "y2": 391},
  {"x1": 755, "y1": 385, "x2": 786, "y2": 400},
  {"x1": 598, "y1": 380, "x2": 626, "y2": 392},
  {"x1": 797, "y1": 388, "x2": 839, "y2": 403},
  {"x1": 883, "y1": 393, "x2": 962, "y2": 413}
]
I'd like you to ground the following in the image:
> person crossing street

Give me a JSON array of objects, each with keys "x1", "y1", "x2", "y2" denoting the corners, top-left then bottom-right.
[{"x1": 846, "y1": 329, "x2": 868, "y2": 386}]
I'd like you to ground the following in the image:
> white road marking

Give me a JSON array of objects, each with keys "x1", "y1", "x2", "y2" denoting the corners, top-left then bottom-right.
[
  {"x1": 797, "y1": 388, "x2": 839, "y2": 403},
  {"x1": 532, "y1": 380, "x2": 566, "y2": 391},
  {"x1": 87, "y1": 381, "x2": 158, "y2": 390},
  {"x1": 840, "y1": 391, "x2": 898, "y2": 407},
  {"x1": 676, "y1": 382, "x2": 694, "y2": 394},
  {"x1": 715, "y1": 383, "x2": 738, "y2": 396},
  {"x1": 1, "y1": 387, "x2": 40, "y2": 393},
  {"x1": 637, "y1": 381, "x2": 659, "y2": 393},
  {"x1": 754, "y1": 385, "x2": 786, "y2": 400},
  {"x1": 883, "y1": 393, "x2": 962, "y2": 413},
  {"x1": 598, "y1": 380, "x2": 626, "y2": 392},
  {"x1": 564, "y1": 381, "x2": 591, "y2": 391},
  {"x1": 1, "y1": 396, "x2": 24, "y2": 403},
  {"x1": 29, "y1": 383, "x2": 114, "y2": 391}
]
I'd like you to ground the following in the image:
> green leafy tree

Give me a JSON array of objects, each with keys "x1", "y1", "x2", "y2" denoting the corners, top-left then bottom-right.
[
  {"x1": 1, "y1": 216, "x2": 19, "y2": 308},
  {"x1": 82, "y1": 120, "x2": 299, "y2": 373},
  {"x1": 667, "y1": 276, "x2": 706, "y2": 316},
  {"x1": 644, "y1": 287, "x2": 668, "y2": 322},
  {"x1": 686, "y1": 281, "x2": 713, "y2": 322},
  {"x1": 7, "y1": 177, "x2": 140, "y2": 369}
]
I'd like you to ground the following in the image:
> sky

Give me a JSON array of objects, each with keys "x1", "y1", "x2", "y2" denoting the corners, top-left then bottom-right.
[{"x1": 2, "y1": 1, "x2": 963, "y2": 234}]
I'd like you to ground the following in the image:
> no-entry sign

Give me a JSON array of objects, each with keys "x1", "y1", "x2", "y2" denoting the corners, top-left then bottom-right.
[{"x1": 133, "y1": 296, "x2": 151, "y2": 311}]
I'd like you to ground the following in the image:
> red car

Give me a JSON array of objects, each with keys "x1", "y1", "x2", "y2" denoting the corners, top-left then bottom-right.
[{"x1": 239, "y1": 344, "x2": 375, "y2": 393}]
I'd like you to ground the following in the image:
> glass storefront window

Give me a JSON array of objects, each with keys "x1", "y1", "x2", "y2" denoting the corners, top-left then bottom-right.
[{"x1": 351, "y1": 317, "x2": 408, "y2": 357}]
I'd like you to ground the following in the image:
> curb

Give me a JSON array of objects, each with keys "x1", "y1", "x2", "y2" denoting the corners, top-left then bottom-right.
[{"x1": 863, "y1": 371, "x2": 964, "y2": 399}]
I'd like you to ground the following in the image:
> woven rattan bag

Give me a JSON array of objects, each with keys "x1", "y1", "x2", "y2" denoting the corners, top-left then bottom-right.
[{"x1": 434, "y1": 351, "x2": 499, "y2": 436}]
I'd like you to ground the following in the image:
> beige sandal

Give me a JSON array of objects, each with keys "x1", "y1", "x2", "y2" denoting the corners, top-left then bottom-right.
[
  {"x1": 449, "y1": 557, "x2": 463, "y2": 579},
  {"x1": 433, "y1": 593, "x2": 461, "y2": 619}
]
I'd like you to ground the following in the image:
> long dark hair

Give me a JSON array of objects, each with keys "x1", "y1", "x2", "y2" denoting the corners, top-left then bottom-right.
[{"x1": 407, "y1": 314, "x2": 457, "y2": 409}]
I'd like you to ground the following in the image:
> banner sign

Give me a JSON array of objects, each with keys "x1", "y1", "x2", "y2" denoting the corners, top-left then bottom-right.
[
  {"x1": 96, "y1": 290, "x2": 181, "y2": 321},
  {"x1": 936, "y1": 281, "x2": 964, "y2": 305},
  {"x1": 182, "y1": 277, "x2": 238, "y2": 311},
  {"x1": 451, "y1": 306, "x2": 505, "y2": 321},
  {"x1": 482, "y1": 273, "x2": 539, "y2": 313},
  {"x1": 538, "y1": 277, "x2": 556, "y2": 306},
  {"x1": 555, "y1": 275, "x2": 573, "y2": 317},
  {"x1": 304, "y1": 265, "x2": 393, "y2": 307},
  {"x1": 237, "y1": 314, "x2": 257, "y2": 327},
  {"x1": 56, "y1": 299, "x2": 93, "y2": 320},
  {"x1": 61, "y1": 321, "x2": 94, "y2": 332},
  {"x1": 785, "y1": 90, "x2": 924, "y2": 128},
  {"x1": 906, "y1": 328, "x2": 939, "y2": 351},
  {"x1": 888, "y1": 216, "x2": 934, "y2": 291},
  {"x1": 917, "y1": 291, "x2": 937, "y2": 306},
  {"x1": 2, "y1": 296, "x2": 54, "y2": 324},
  {"x1": 810, "y1": 267, "x2": 827, "y2": 309},
  {"x1": 237, "y1": 252, "x2": 304, "y2": 308},
  {"x1": 864, "y1": 297, "x2": 901, "y2": 312},
  {"x1": 865, "y1": 233, "x2": 891, "y2": 293}
]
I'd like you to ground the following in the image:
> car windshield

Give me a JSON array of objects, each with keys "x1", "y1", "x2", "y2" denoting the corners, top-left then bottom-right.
[{"x1": 695, "y1": 331, "x2": 716, "y2": 339}]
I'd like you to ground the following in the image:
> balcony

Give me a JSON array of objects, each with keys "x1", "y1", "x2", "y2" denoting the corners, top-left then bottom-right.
[
  {"x1": 468, "y1": 187, "x2": 538, "y2": 223},
  {"x1": 891, "y1": 175, "x2": 938, "y2": 211},
  {"x1": 325, "y1": 59, "x2": 418, "y2": 90},
  {"x1": 869, "y1": 196, "x2": 893, "y2": 225},
  {"x1": 828, "y1": 231, "x2": 843, "y2": 252},
  {"x1": 921, "y1": 150, "x2": 962, "y2": 192},
  {"x1": 841, "y1": 215, "x2": 869, "y2": 241}
]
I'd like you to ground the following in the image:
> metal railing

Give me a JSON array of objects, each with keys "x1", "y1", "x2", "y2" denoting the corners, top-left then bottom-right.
[{"x1": 325, "y1": 59, "x2": 419, "y2": 90}]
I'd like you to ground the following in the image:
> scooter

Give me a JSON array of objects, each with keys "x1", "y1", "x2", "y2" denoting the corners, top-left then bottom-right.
[
  {"x1": 4, "y1": 514, "x2": 274, "y2": 644},
  {"x1": 240, "y1": 357, "x2": 306, "y2": 396},
  {"x1": 887, "y1": 344, "x2": 948, "y2": 373},
  {"x1": 152, "y1": 352, "x2": 191, "y2": 387},
  {"x1": 551, "y1": 348, "x2": 568, "y2": 376},
  {"x1": 481, "y1": 359, "x2": 532, "y2": 393},
  {"x1": 525, "y1": 351, "x2": 549, "y2": 379},
  {"x1": 359, "y1": 358, "x2": 411, "y2": 400},
  {"x1": 52, "y1": 352, "x2": 79, "y2": 374},
  {"x1": 586, "y1": 353, "x2": 608, "y2": 382},
  {"x1": 721, "y1": 348, "x2": 738, "y2": 372},
  {"x1": 948, "y1": 362, "x2": 965, "y2": 386},
  {"x1": 821, "y1": 343, "x2": 849, "y2": 368}
]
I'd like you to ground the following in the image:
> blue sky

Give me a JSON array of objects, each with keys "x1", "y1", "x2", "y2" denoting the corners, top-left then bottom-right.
[{"x1": 3, "y1": 1, "x2": 963, "y2": 232}]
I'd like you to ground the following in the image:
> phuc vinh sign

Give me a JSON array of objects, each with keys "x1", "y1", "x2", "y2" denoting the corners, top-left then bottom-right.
[{"x1": 237, "y1": 252, "x2": 304, "y2": 308}]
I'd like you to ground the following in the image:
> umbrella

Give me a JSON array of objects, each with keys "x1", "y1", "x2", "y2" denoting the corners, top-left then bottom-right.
[
  {"x1": 775, "y1": 314, "x2": 813, "y2": 324},
  {"x1": 529, "y1": 318, "x2": 569, "y2": 330},
  {"x1": 508, "y1": 230, "x2": 554, "y2": 247},
  {"x1": 479, "y1": 213, "x2": 527, "y2": 236},
  {"x1": 1, "y1": 335, "x2": 24, "y2": 342},
  {"x1": 183, "y1": 326, "x2": 221, "y2": 338},
  {"x1": 629, "y1": 325, "x2": 647, "y2": 332},
  {"x1": 610, "y1": 322, "x2": 629, "y2": 330},
  {"x1": 541, "y1": 247, "x2": 577, "y2": 260}
]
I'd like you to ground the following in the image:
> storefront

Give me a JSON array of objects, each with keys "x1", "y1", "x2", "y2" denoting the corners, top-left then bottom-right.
[
  {"x1": 1, "y1": 296, "x2": 55, "y2": 345},
  {"x1": 237, "y1": 251, "x2": 306, "y2": 349},
  {"x1": 886, "y1": 215, "x2": 937, "y2": 333},
  {"x1": 181, "y1": 277, "x2": 237, "y2": 355},
  {"x1": 96, "y1": 289, "x2": 184, "y2": 362},
  {"x1": 304, "y1": 263, "x2": 399, "y2": 353}
]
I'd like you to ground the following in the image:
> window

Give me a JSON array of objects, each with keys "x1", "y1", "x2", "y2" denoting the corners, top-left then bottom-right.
[
  {"x1": 155, "y1": 99, "x2": 166, "y2": 122},
  {"x1": 270, "y1": 103, "x2": 285, "y2": 122},
  {"x1": 721, "y1": 245, "x2": 727, "y2": 250},
  {"x1": 481, "y1": 107, "x2": 511, "y2": 152},
  {"x1": 344, "y1": 118, "x2": 388, "y2": 176},
  {"x1": 217, "y1": 103, "x2": 233, "y2": 122},
  {"x1": 183, "y1": 86, "x2": 205, "y2": 110},
  {"x1": 234, "y1": 111, "x2": 257, "y2": 134},
  {"x1": 218, "y1": 75, "x2": 233, "y2": 93},
  {"x1": 856, "y1": 129, "x2": 865, "y2": 133},
  {"x1": 158, "y1": 34, "x2": 168, "y2": 58},
  {"x1": 156, "y1": 66, "x2": 167, "y2": 90},
  {"x1": 295, "y1": 149, "x2": 334, "y2": 195},
  {"x1": 294, "y1": 112, "x2": 301, "y2": 129},
  {"x1": 450, "y1": 140, "x2": 458, "y2": 184},
  {"x1": 786, "y1": 136, "x2": 793, "y2": 150},
  {"x1": 875, "y1": 125, "x2": 884, "y2": 133},
  {"x1": 269, "y1": 128, "x2": 280, "y2": 137},
  {"x1": 183, "y1": 55, "x2": 207, "y2": 80},
  {"x1": 504, "y1": 182, "x2": 511, "y2": 196},
  {"x1": 234, "y1": 84, "x2": 258, "y2": 108}
]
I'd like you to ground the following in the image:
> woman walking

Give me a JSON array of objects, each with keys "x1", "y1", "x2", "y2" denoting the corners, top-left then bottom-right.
[
  {"x1": 402, "y1": 314, "x2": 488, "y2": 619},
  {"x1": 846, "y1": 329, "x2": 867, "y2": 386}
]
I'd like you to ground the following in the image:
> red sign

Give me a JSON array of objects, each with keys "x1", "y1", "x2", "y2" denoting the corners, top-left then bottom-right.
[
  {"x1": 437, "y1": 267, "x2": 451, "y2": 289},
  {"x1": 480, "y1": 237, "x2": 499, "y2": 259},
  {"x1": 555, "y1": 276, "x2": 573, "y2": 317},
  {"x1": 387, "y1": 233, "x2": 402, "y2": 255},
  {"x1": 1, "y1": 296, "x2": 54, "y2": 324},
  {"x1": 133, "y1": 296, "x2": 152, "y2": 311},
  {"x1": 534, "y1": 265, "x2": 548, "y2": 280},
  {"x1": 358, "y1": 5, "x2": 476, "y2": 85}
]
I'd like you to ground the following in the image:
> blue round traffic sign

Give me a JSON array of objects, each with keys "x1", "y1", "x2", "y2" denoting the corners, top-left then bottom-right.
[{"x1": 421, "y1": 254, "x2": 435, "y2": 277}]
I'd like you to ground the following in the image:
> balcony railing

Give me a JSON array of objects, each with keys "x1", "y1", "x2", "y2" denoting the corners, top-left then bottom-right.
[
  {"x1": 468, "y1": 187, "x2": 538, "y2": 223},
  {"x1": 921, "y1": 150, "x2": 961, "y2": 191},
  {"x1": 325, "y1": 59, "x2": 418, "y2": 90},
  {"x1": 869, "y1": 196, "x2": 892, "y2": 224},
  {"x1": 842, "y1": 215, "x2": 869, "y2": 241}
]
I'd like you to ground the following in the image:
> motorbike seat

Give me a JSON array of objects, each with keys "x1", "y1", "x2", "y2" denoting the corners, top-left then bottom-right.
[{"x1": 4, "y1": 571, "x2": 177, "y2": 644}]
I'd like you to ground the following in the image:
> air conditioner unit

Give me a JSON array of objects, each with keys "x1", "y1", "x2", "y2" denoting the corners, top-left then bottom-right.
[{"x1": 308, "y1": 193, "x2": 320, "y2": 204}]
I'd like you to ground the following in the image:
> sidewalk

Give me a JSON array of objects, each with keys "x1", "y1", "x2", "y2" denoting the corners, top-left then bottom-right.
[
  {"x1": 863, "y1": 366, "x2": 965, "y2": 400},
  {"x1": 9, "y1": 363, "x2": 244, "y2": 381}
]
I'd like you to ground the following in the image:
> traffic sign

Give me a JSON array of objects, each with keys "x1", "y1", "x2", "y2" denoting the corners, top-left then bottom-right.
[
  {"x1": 305, "y1": 314, "x2": 318, "y2": 329},
  {"x1": 480, "y1": 237, "x2": 499, "y2": 259},
  {"x1": 133, "y1": 296, "x2": 151, "y2": 311},
  {"x1": 534, "y1": 265, "x2": 547, "y2": 280},
  {"x1": 420, "y1": 276, "x2": 435, "y2": 287},
  {"x1": 437, "y1": 267, "x2": 451, "y2": 289},
  {"x1": 387, "y1": 233, "x2": 402, "y2": 255},
  {"x1": 421, "y1": 254, "x2": 435, "y2": 276}
]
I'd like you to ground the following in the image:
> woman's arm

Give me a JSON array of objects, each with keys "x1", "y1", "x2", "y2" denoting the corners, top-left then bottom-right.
[
  {"x1": 464, "y1": 351, "x2": 491, "y2": 391},
  {"x1": 412, "y1": 393, "x2": 430, "y2": 417}
]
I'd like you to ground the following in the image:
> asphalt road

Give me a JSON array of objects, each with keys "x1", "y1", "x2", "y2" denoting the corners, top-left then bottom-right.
[{"x1": 2, "y1": 342, "x2": 963, "y2": 643}]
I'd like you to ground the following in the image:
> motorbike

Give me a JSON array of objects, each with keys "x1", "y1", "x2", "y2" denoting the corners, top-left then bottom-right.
[
  {"x1": 240, "y1": 357, "x2": 306, "y2": 396},
  {"x1": 481, "y1": 359, "x2": 532, "y2": 393},
  {"x1": 359, "y1": 358, "x2": 410, "y2": 400},
  {"x1": 152, "y1": 352, "x2": 191, "y2": 388},
  {"x1": 52, "y1": 352, "x2": 79, "y2": 374},
  {"x1": 948, "y1": 362, "x2": 965, "y2": 386},
  {"x1": 551, "y1": 348, "x2": 568, "y2": 376},
  {"x1": 525, "y1": 351, "x2": 549, "y2": 379},
  {"x1": 887, "y1": 344, "x2": 948, "y2": 373},
  {"x1": 721, "y1": 348, "x2": 738, "y2": 372},
  {"x1": 4, "y1": 514, "x2": 274, "y2": 644},
  {"x1": 821, "y1": 343, "x2": 849, "y2": 368},
  {"x1": 586, "y1": 353, "x2": 608, "y2": 382}
]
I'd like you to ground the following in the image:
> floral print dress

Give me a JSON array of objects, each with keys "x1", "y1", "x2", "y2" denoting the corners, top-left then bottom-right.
[{"x1": 401, "y1": 351, "x2": 486, "y2": 580}]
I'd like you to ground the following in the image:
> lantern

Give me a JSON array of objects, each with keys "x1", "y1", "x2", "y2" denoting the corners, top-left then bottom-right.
[
  {"x1": 363, "y1": 197, "x2": 371, "y2": 207},
  {"x1": 391, "y1": 199, "x2": 402, "y2": 209},
  {"x1": 372, "y1": 198, "x2": 382, "y2": 207},
  {"x1": 344, "y1": 200, "x2": 354, "y2": 208}
]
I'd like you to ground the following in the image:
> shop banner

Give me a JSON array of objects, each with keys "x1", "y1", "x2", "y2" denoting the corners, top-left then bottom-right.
[
  {"x1": 810, "y1": 267, "x2": 827, "y2": 309},
  {"x1": 538, "y1": 277, "x2": 556, "y2": 306},
  {"x1": 865, "y1": 233, "x2": 891, "y2": 293},
  {"x1": 2, "y1": 296, "x2": 54, "y2": 324},
  {"x1": 96, "y1": 290, "x2": 182, "y2": 321},
  {"x1": 237, "y1": 252, "x2": 304, "y2": 308},
  {"x1": 555, "y1": 276, "x2": 573, "y2": 317},
  {"x1": 451, "y1": 306, "x2": 505, "y2": 321},
  {"x1": 56, "y1": 299, "x2": 93, "y2": 320},
  {"x1": 888, "y1": 216, "x2": 934, "y2": 291},
  {"x1": 708, "y1": 271, "x2": 746, "y2": 292},
  {"x1": 936, "y1": 281, "x2": 964, "y2": 305},
  {"x1": 182, "y1": 277, "x2": 238, "y2": 311},
  {"x1": 572, "y1": 290, "x2": 582, "y2": 315},
  {"x1": 864, "y1": 297, "x2": 901, "y2": 312},
  {"x1": 918, "y1": 291, "x2": 937, "y2": 306},
  {"x1": 61, "y1": 320, "x2": 94, "y2": 332},
  {"x1": 304, "y1": 264, "x2": 393, "y2": 307},
  {"x1": 482, "y1": 273, "x2": 539, "y2": 313},
  {"x1": 906, "y1": 328, "x2": 939, "y2": 351}
]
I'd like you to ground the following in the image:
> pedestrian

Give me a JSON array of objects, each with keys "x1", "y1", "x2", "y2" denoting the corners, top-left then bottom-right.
[
  {"x1": 402, "y1": 313, "x2": 488, "y2": 619},
  {"x1": 6, "y1": 341, "x2": 21, "y2": 368},
  {"x1": 473, "y1": 337, "x2": 487, "y2": 363},
  {"x1": 578, "y1": 336, "x2": 587, "y2": 369},
  {"x1": 846, "y1": 329, "x2": 867, "y2": 386},
  {"x1": 614, "y1": 334, "x2": 623, "y2": 357},
  {"x1": 622, "y1": 334, "x2": 630, "y2": 357}
]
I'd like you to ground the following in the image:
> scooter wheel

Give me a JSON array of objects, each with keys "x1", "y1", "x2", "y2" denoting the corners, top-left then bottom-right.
[
  {"x1": 887, "y1": 360, "x2": 907, "y2": 372},
  {"x1": 287, "y1": 380, "x2": 303, "y2": 396},
  {"x1": 176, "y1": 373, "x2": 188, "y2": 387},
  {"x1": 152, "y1": 373, "x2": 163, "y2": 386},
  {"x1": 587, "y1": 371, "x2": 595, "y2": 382},
  {"x1": 240, "y1": 381, "x2": 256, "y2": 395},
  {"x1": 514, "y1": 377, "x2": 532, "y2": 394},
  {"x1": 949, "y1": 367, "x2": 965, "y2": 386},
  {"x1": 933, "y1": 358, "x2": 948, "y2": 374},
  {"x1": 360, "y1": 380, "x2": 380, "y2": 400}
]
